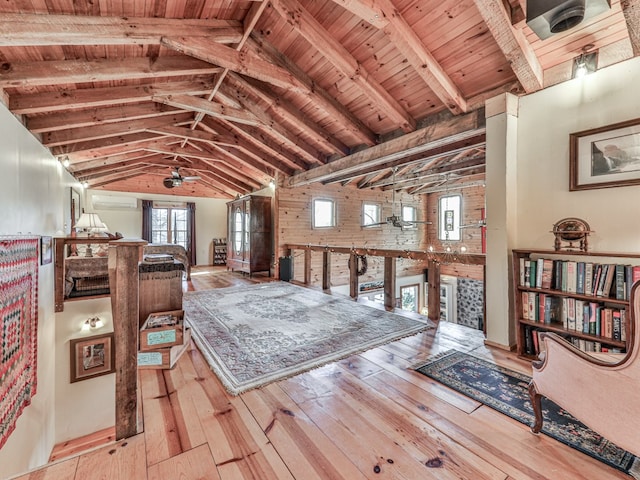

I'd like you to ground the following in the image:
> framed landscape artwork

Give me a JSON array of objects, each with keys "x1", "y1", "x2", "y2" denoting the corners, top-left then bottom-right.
[
  {"x1": 570, "y1": 118, "x2": 640, "y2": 191},
  {"x1": 70, "y1": 332, "x2": 115, "y2": 383}
]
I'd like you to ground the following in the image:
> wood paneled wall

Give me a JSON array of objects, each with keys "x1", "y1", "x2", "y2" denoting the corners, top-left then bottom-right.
[
  {"x1": 426, "y1": 184, "x2": 485, "y2": 281},
  {"x1": 276, "y1": 183, "x2": 428, "y2": 287}
]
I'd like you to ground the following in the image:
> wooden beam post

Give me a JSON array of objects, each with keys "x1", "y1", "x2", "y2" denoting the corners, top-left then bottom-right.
[
  {"x1": 108, "y1": 238, "x2": 147, "y2": 440},
  {"x1": 427, "y1": 260, "x2": 441, "y2": 323},
  {"x1": 349, "y1": 253, "x2": 358, "y2": 299},
  {"x1": 384, "y1": 256, "x2": 396, "y2": 310},
  {"x1": 304, "y1": 249, "x2": 311, "y2": 285},
  {"x1": 322, "y1": 250, "x2": 331, "y2": 290}
]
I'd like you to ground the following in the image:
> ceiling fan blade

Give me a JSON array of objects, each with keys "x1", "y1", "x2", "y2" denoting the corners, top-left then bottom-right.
[{"x1": 182, "y1": 175, "x2": 201, "y2": 182}]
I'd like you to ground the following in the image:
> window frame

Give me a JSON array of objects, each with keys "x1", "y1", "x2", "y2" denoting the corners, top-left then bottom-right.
[
  {"x1": 438, "y1": 194, "x2": 462, "y2": 241},
  {"x1": 312, "y1": 198, "x2": 336, "y2": 229},
  {"x1": 400, "y1": 284, "x2": 420, "y2": 312},
  {"x1": 361, "y1": 201, "x2": 382, "y2": 228},
  {"x1": 401, "y1": 204, "x2": 418, "y2": 230}
]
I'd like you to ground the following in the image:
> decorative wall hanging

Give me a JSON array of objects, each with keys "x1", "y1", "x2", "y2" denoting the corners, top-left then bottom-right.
[
  {"x1": 0, "y1": 236, "x2": 39, "y2": 449},
  {"x1": 69, "y1": 332, "x2": 115, "y2": 383},
  {"x1": 570, "y1": 118, "x2": 640, "y2": 190}
]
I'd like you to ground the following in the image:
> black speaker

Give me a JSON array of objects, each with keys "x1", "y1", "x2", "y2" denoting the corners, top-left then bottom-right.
[
  {"x1": 424, "y1": 268, "x2": 429, "y2": 282},
  {"x1": 279, "y1": 256, "x2": 294, "y2": 282}
]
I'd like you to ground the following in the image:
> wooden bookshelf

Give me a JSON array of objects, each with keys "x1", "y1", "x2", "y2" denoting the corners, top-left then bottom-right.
[{"x1": 512, "y1": 249, "x2": 640, "y2": 360}]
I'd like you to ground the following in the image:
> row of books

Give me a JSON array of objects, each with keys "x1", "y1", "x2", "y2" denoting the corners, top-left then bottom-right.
[
  {"x1": 521, "y1": 292, "x2": 627, "y2": 341},
  {"x1": 519, "y1": 257, "x2": 640, "y2": 300},
  {"x1": 522, "y1": 326, "x2": 625, "y2": 357}
]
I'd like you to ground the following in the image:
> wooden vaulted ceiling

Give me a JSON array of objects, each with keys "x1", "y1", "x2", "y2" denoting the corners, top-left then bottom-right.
[{"x1": 1, "y1": 0, "x2": 639, "y2": 198}]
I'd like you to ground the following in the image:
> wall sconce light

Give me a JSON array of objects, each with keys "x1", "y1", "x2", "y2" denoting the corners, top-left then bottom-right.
[
  {"x1": 572, "y1": 50, "x2": 598, "y2": 79},
  {"x1": 81, "y1": 316, "x2": 104, "y2": 332},
  {"x1": 269, "y1": 179, "x2": 275, "y2": 189},
  {"x1": 81, "y1": 181, "x2": 89, "y2": 189},
  {"x1": 59, "y1": 155, "x2": 70, "y2": 168}
]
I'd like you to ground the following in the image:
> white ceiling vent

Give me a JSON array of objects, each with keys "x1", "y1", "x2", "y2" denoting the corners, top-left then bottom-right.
[
  {"x1": 91, "y1": 194, "x2": 138, "y2": 210},
  {"x1": 526, "y1": 0, "x2": 611, "y2": 40}
]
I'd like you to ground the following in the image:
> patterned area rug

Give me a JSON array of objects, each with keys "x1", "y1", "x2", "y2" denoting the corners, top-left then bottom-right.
[
  {"x1": 414, "y1": 350, "x2": 640, "y2": 478},
  {"x1": 184, "y1": 281, "x2": 433, "y2": 395}
]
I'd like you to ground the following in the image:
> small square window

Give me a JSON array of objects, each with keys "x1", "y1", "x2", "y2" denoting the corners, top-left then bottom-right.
[
  {"x1": 362, "y1": 202, "x2": 381, "y2": 227},
  {"x1": 313, "y1": 198, "x2": 335, "y2": 228},
  {"x1": 401, "y1": 205, "x2": 417, "y2": 229}
]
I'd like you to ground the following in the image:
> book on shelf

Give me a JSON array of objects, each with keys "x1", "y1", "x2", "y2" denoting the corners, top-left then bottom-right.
[
  {"x1": 522, "y1": 291, "x2": 529, "y2": 320},
  {"x1": 566, "y1": 261, "x2": 577, "y2": 293},
  {"x1": 576, "y1": 262, "x2": 585, "y2": 294},
  {"x1": 584, "y1": 263, "x2": 593, "y2": 296},
  {"x1": 615, "y1": 265, "x2": 626, "y2": 300},
  {"x1": 524, "y1": 260, "x2": 531, "y2": 287},
  {"x1": 612, "y1": 310, "x2": 622, "y2": 341},
  {"x1": 541, "y1": 259, "x2": 553, "y2": 289},
  {"x1": 528, "y1": 292, "x2": 538, "y2": 322},
  {"x1": 600, "y1": 265, "x2": 616, "y2": 298},
  {"x1": 530, "y1": 261, "x2": 537, "y2": 289},
  {"x1": 575, "y1": 299, "x2": 585, "y2": 333}
]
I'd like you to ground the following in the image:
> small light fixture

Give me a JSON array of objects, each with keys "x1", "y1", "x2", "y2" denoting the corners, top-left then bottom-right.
[
  {"x1": 81, "y1": 316, "x2": 104, "y2": 332},
  {"x1": 269, "y1": 179, "x2": 275, "y2": 189},
  {"x1": 81, "y1": 181, "x2": 89, "y2": 189},
  {"x1": 60, "y1": 155, "x2": 70, "y2": 168},
  {"x1": 572, "y1": 49, "x2": 597, "y2": 79}
]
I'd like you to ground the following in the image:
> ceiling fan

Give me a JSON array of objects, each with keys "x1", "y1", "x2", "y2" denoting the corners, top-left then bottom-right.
[
  {"x1": 162, "y1": 167, "x2": 201, "y2": 189},
  {"x1": 367, "y1": 168, "x2": 432, "y2": 229}
]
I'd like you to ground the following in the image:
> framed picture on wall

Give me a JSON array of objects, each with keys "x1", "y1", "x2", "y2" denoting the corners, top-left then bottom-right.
[
  {"x1": 70, "y1": 332, "x2": 115, "y2": 383},
  {"x1": 570, "y1": 118, "x2": 640, "y2": 191},
  {"x1": 70, "y1": 188, "x2": 81, "y2": 228},
  {"x1": 40, "y1": 236, "x2": 52, "y2": 265}
]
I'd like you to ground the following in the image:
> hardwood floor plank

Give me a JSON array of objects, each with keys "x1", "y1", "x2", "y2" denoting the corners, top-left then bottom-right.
[
  {"x1": 49, "y1": 427, "x2": 116, "y2": 463},
  {"x1": 74, "y1": 434, "x2": 147, "y2": 479},
  {"x1": 283, "y1": 367, "x2": 508, "y2": 480},
  {"x1": 242, "y1": 383, "x2": 367, "y2": 480},
  {"x1": 147, "y1": 444, "x2": 221, "y2": 480}
]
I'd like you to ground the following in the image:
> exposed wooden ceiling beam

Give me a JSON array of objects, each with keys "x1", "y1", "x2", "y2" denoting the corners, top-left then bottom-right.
[
  {"x1": 0, "y1": 57, "x2": 222, "y2": 88},
  {"x1": 84, "y1": 167, "x2": 150, "y2": 188},
  {"x1": 152, "y1": 94, "x2": 260, "y2": 126},
  {"x1": 27, "y1": 103, "x2": 186, "y2": 133},
  {"x1": 41, "y1": 114, "x2": 194, "y2": 147},
  {"x1": 160, "y1": 36, "x2": 305, "y2": 93},
  {"x1": 268, "y1": 0, "x2": 416, "y2": 132},
  {"x1": 380, "y1": 164, "x2": 486, "y2": 190},
  {"x1": 69, "y1": 152, "x2": 161, "y2": 174},
  {"x1": 0, "y1": 13, "x2": 242, "y2": 46},
  {"x1": 10, "y1": 79, "x2": 217, "y2": 115},
  {"x1": 472, "y1": 0, "x2": 543, "y2": 93},
  {"x1": 248, "y1": 33, "x2": 376, "y2": 146},
  {"x1": 287, "y1": 110, "x2": 484, "y2": 186},
  {"x1": 51, "y1": 133, "x2": 170, "y2": 160},
  {"x1": 330, "y1": 0, "x2": 467, "y2": 114},
  {"x1": 622, "y1": 0, "x2": 640, "y2": 56}
]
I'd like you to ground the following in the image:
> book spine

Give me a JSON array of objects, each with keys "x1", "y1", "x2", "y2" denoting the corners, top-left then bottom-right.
[
  {"x1": 615, "y1": 264, "x2": 626, "y2": 300},
  {"x1": 576, "y1": 262, "x2": 585, "y2": 294},
  {"x1": 584, "y1": 263, "x2": 593, "y2": 296},
  {"x1": 536, "y1": 258, "x2": 544, "y2": 289}
]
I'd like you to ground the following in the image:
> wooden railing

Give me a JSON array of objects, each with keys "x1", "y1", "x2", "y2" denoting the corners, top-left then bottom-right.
[{"x1": 284, "y1": 244, "x2": 486, "y2": 323}]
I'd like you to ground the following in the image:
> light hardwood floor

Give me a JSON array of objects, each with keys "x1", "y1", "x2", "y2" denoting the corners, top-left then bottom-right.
[{"x1": 16, "y1": 267, "x2": 628, "y2": 479}]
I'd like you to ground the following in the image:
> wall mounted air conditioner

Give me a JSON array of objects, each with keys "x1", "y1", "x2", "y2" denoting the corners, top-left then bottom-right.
[
  {"x1": 526, "y1": 0, "x2": 611, "y2": 40},
  {"x1": 91, "y1": 194, "x2": 138, "y2": 210}
]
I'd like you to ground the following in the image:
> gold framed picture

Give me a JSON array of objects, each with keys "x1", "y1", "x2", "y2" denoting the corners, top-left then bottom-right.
[{"x1": 70, "y1": 332, "x2": 115, "y2": 383}]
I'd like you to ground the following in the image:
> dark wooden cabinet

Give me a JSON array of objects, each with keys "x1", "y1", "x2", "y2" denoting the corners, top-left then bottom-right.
[{"x1": 227, "y1": 195, "x2": 272, "y2": 275}]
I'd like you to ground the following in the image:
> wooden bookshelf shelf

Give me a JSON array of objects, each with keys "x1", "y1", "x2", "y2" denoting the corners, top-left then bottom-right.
[{"x1": 512, "y1": 249, "x2": 640, "y2": 359}]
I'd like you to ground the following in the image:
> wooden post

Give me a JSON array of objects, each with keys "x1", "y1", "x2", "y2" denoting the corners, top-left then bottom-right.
[
  {"x1": 349, "y1": 253, "x2": 358, "y2": 299},
  {"x1": 427, "y1": 260, "x2": 441, "y2": 322},
  {"x1": 384, "y1": 256, "x2": 396, "y2": 310},
  {"x1": 322, "y1": 250, "x2": 331, "y2": 290},
  {"x1": 108, "y1": 238, "x2": 147, "y2": 440},
  {"x1": 304, "y1": 249, "x2": 311, "y2": 285}
]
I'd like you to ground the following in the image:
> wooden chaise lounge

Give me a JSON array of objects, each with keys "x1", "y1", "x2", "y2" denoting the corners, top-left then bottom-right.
[{"x1": 528, "y1": 282, "x2": 640, "y2": 457}]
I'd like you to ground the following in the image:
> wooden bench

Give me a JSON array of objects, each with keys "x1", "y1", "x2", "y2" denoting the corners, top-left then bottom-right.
[{"x1": 528, "y1": 282, "x2": 640, "y2": 457}]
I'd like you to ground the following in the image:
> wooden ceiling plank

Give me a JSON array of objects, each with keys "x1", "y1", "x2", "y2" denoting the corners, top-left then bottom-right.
[
  {"x1": 472, "y1": 0, "x2": 543, "y2": 93},
  {"x1": 248, "y1": 33, "x2": 376, "y2": 146},
  {"x1": 331, "y1": 0, "x2": 467, "y2": 114},
  {"x1": 76, "y1": 161, "x2": 157, "y2": 181},
  {"x1": 0, "y1": 57, "x2": 222, "y2": 88},
  {"x1": 10, "y1": 79, "x2": 217, "y2": 115},
  {"x1": 27, "y1": 103, "x2": 187, "y2": 133},
  {"x1": 41, "y1": 114, "x2": 194, "y2": 147},
  {"x1": 52, "y1": 133, "x2": 170, "y2": 160},
  {"x1": 288, "y1": 110, "x2": 484, "y2": 186},
  {"x1": 160, "y1": 36, "x2": 305, "y2": 93},
  {"x1": 0, "y1": 13, "x2": 243, "y2": 46},
  {"x1": 268, "y1": 0, "x2": 416, "y2": 132},
  {"x1": 69, "y1": 152, "x2": 161, "y2": 174},
  {"x1": 379, "y1": 162, "x2": 486, "y2": 190},
  {"x1": 225, "y1": 73, "x2": 348, "y2": 156},
  {"x1": 152, "y1": 93, "x2": 261, "y2": 125},
  {"x1": 621, "y1": 0, "x2": 640, "y2": 55},
  {"x1": 83, "y1": 166, "x2": 150, "y2": 187}
]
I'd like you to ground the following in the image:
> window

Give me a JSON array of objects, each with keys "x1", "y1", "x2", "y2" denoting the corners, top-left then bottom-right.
[
  {"x1": 233, "y1": 207, "x2": 243, "y2": 254},
  {"x1": 402, "y1": 205, "x2": 417, "y2": 229},
  {"x1": 400, "y1": 284, "x2": 419, "y2": 312},
  {"x1": 313, "y1": 198, "x2": 335, "y2": 228},
  {"x1": 362, "y1": 202, "x2": 381, "y2": 227},
  {"x1": 438, "y1": 194, "x2": 461, "y2": 241},
  {"x1": 151, "y1": 206, "x2": 188, "y2": 250}
]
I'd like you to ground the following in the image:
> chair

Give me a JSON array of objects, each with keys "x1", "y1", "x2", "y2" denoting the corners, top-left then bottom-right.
[
  {"x1": 528, "y1": 282, "x2": 640, "y2": 457},
  {"x1": 143, "y1": 243, "x2": 191, "y2": 280}
]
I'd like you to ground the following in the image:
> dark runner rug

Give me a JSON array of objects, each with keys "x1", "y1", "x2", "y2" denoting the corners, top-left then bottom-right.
[{"x1": 414, "y1": 349, "x2": 639, "y2": 478}]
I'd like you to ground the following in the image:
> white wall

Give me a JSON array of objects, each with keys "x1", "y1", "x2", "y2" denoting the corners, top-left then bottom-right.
[
  {"x1": 516, "y1": 57, "x2": 640, "y2": 251},
  {"x1": 0, "y1": 106, "x2": 69, "y2": 478},
  {"x1": 86, "y1": 190, "x2": 228, "y2": 265}
]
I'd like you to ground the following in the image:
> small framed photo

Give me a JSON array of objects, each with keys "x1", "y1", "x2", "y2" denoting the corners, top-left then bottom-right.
[
  {"x1": 570, "y1": 118, "x2": 640, "y2": 191},
  {"x1": 40, "y1": 236, "x2": 52, "y2": 265},
  {"x1": 70, "y1": 332, "x2": 115, "y2": 383}
]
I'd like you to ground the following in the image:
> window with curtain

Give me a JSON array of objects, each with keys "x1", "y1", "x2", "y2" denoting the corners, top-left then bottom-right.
[{"x1": 142, "y1": 201, "x2": 197, "y2": 266}]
